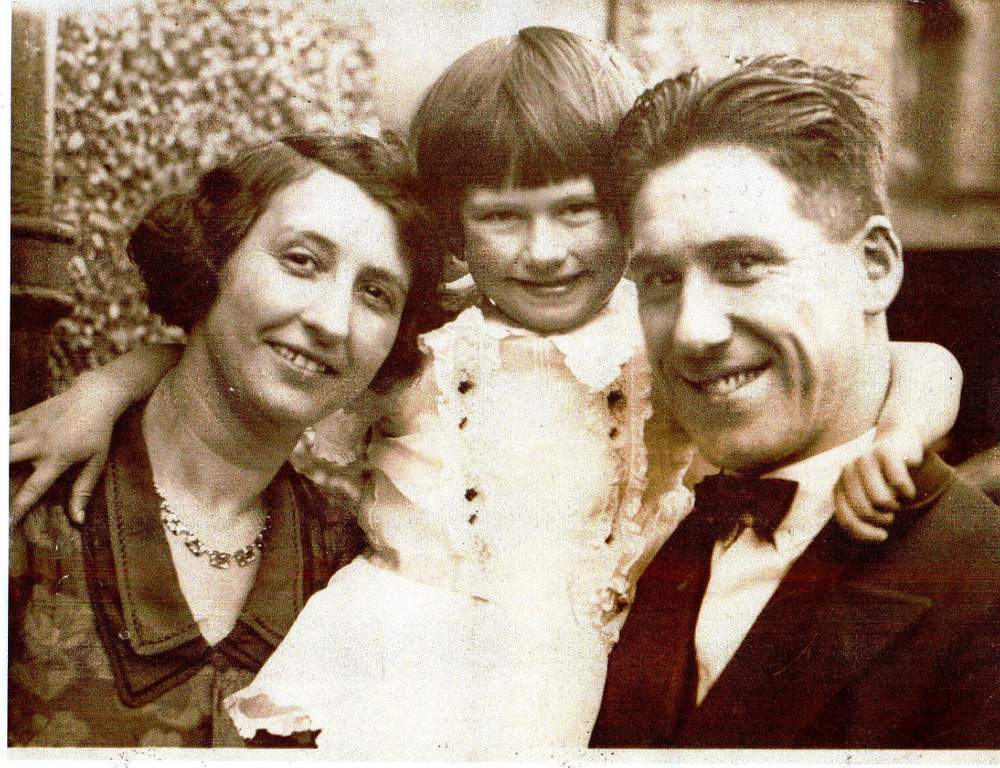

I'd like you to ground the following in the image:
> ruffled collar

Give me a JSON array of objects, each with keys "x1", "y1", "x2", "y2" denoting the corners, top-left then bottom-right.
[{"x1": 435, "y1": 279, "x2": 643, "y2": 391}]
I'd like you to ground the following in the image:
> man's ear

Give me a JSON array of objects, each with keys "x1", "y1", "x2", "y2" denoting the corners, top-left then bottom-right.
[{"x1": 858, "y1": 215, "x2": 903, "y2": 314}]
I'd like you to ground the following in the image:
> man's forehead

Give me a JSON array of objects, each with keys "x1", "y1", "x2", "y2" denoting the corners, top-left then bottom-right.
[{"x1": 629, "y1": 145, "x2": 809, "y2": 251}]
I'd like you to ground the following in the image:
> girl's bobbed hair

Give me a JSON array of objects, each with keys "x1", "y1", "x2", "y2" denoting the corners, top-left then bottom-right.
[
  {"x1": 409, "y1": 26, "x2": 644, "y2": 252},
  {"x1": 127, "y1": 131, "x2": 445, "y2": 392}
]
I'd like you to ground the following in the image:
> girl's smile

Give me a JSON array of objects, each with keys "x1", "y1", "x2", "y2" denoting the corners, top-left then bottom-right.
[{"x1": 460, "y1": 177, "x2": 627, "y2": 334}]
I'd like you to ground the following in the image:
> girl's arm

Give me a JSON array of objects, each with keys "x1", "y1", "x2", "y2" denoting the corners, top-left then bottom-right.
[
  {"x1": 9, "y1": 344, "x2": 180, "y2": 523},
  {"x1": 834, "y1": 341, "x2": 963, "y2": 541}
]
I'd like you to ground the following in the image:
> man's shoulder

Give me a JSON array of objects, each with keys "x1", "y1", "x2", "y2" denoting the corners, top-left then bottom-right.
[
  {"x1": 861, "y1": 467, "x2": 999, "y2": 609},
  {"x1": 903, "y1": 468, "x2": 999, "y2": 551}
]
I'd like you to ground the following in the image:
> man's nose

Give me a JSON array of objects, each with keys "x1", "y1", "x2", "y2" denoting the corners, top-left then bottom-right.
[
  {"x1": 671, "y1": 273, "x2": 732, "y2": 354},
  {"x1": 300, "y1": 281, "x2": 351, "y2": 346},
  {"x1": 522, "y1": 217, "x2": 568, "y2": 272}
]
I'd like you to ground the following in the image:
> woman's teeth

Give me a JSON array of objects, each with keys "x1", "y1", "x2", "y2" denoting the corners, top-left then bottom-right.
[
  {"x1": 696, "y1": 366, "x2": 766, "y2": 396},
  {"x1": 271, "y1": 344, "x2": 334, "y2": 375}
]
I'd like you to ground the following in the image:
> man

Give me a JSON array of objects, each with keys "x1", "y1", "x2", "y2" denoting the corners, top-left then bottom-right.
[{"x1": 590, "y1": 56, "x2": 1000, "y2": 749}]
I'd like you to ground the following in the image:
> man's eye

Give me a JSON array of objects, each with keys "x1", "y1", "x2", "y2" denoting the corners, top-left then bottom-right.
[
  {"x1": 637, "y1": 270, "x2": 680, "y2": 292},
  {"x1": 281, "y1": 249, "x2": 320, "y2": 275},
  {"x1": 477, "y1": 209, "x2": 519, "y2": 224},
  {"x1": 720, "y1": 254, "x2": 769, "y2": 283}
]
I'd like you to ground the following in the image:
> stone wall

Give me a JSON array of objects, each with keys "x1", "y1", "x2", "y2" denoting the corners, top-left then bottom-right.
[{"x1": 47, "y1": 0, "x2": 378, "y2": 387}]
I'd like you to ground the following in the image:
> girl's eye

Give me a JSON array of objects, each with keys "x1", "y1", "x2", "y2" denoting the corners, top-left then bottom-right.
[
  {"x1": 476, "y1": 209, "x2": 519, "y2": 225},
  {"x1": 558, "y1": 201, "x2": 600, "y2": 224},
  {"x1": 281, "y1": 249, "x2": 320, "y2": 275}
]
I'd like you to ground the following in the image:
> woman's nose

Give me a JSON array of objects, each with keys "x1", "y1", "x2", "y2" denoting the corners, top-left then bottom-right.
[
  {"x1": 300, "y1": 284, "x2": 351, "y2": 346},
  {"x1": 671, "y1": 274, "x2": 732, "y2": 354}
]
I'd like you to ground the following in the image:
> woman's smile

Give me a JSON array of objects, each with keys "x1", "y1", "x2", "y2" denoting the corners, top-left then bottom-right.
[{"x1": 267, "y1": 341, "x2": 340, "y2": 377}]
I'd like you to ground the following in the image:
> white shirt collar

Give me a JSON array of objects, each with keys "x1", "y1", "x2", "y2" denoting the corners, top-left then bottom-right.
[{"x1": 762, "y1": 428, "x2": 877, "y2": 551}]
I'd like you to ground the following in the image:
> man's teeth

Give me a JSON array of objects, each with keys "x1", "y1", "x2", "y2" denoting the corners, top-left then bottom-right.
[
  {"x1": 697, "y1": 367, "x2": 765, "y2": 396},
  {"x1": 272, "y1": 344, "x2": 334, "y2": 375}
]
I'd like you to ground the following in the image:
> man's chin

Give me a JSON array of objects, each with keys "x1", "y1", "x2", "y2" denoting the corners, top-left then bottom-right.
[{"x1": 684, "y1": 421, "x2": 798, "y2": 475}]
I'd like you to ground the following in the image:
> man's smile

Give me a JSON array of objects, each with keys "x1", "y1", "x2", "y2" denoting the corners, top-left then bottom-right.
[{"x1": 678, "y1": 362, "x2": 772, "y2": 399}]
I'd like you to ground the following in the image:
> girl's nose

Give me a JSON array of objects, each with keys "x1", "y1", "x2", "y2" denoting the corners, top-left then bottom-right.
[{"x1": 522, "y1": 217, "x2": 568, "y2": 273}]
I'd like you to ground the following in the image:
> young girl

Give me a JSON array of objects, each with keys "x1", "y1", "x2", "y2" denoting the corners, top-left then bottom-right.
[{"x1": 11, "y1": 28, "x2": 961, "y2": 757}]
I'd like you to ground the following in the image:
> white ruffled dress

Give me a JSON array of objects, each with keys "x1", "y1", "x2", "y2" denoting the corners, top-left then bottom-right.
[{"x1": 223, "y1": 281, "x2": 693, "y2": 758}]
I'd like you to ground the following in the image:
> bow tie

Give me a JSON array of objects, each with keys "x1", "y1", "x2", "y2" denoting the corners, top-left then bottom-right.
[{"x1": 692, "y1": 472, "x2": 799, "y2": 545}]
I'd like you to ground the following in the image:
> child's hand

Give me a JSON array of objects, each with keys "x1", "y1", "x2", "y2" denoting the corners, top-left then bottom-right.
[
  {"x1": 833, "y1": 430, "x2": 924, "y2": 542},
  {"x1": 9, "y1": 373, "x2": 115, "y2": 526}
]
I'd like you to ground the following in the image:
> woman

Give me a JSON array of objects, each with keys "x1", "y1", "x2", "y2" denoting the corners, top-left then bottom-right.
[{"x1": 8, "y1": 132, "x2": 442, "y2": 747}]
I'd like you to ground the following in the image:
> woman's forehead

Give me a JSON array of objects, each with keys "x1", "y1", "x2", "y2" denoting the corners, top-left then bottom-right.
[{"x1": 255, "y1": 169, "x2": 407, "y2": 278}]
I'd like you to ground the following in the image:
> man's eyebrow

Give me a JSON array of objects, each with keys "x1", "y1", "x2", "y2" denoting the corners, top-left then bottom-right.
[
  {"x1": 627, "y1": 249, "x2": 669, "y2": 269},
  {"x1": 697, "y1": 236, "x2": 784, "y2": 260}
]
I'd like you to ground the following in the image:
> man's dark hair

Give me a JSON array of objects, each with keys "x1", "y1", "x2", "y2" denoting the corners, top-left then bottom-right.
[{"x1": 598, "y1": 55, "x2": 888, "y2": 241}]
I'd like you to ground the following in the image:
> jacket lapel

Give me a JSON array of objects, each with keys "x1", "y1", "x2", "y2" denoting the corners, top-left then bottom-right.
[
  {"x1": 591, "y1": 514, "x2": 714, "y2": 747},
  {"x1": 678, "y1": 522, "x2": 933, "y2": 747}
]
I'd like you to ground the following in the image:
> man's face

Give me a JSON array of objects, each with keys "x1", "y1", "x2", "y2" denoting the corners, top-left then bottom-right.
[
  {"x1": 629, "y1": 145, "x2": 872, "y2": 473},
  {"x1": 460, "y1": 177, "x2": 627, "y2": 333}
]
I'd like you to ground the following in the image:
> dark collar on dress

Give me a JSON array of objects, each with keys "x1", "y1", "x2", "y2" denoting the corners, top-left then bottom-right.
[{"x1": 81, "y1": 403, "x2": 318, "y2": 707}]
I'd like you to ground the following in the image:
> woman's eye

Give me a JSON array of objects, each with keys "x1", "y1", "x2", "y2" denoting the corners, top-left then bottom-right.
[
  {"x1": 281, "y1": 249, "x2": 320, "y2": 275},
  {"x1": 360, "y1": 282, "x2": 397, "y2": 313}
]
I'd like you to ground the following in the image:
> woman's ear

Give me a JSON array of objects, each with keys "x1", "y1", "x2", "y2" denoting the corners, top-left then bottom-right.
[{"x1": 859, "y1": 215, "x2": 903, "y2": 314}]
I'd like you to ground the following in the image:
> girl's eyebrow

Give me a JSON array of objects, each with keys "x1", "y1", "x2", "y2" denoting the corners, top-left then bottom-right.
[{"x1": 556, "y1": 193, "x2": 599, "y2": 205}]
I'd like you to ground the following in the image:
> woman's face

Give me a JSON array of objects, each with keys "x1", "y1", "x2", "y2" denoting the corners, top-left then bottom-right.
[{"x1": 196, "y1": 168, "x2": 411, "y2": 430}]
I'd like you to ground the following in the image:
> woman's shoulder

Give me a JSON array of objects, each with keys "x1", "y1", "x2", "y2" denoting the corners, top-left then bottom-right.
[{"x1": 278, "y1": 465, "x2": 368, "y2": 583}]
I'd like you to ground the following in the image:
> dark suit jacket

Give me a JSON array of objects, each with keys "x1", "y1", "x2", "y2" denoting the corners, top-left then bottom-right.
[{"x1": 590, "y1": 455, "x2": 1000, "y2": 749}]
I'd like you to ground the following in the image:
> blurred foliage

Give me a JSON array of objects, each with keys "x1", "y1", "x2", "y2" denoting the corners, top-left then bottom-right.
[{"x1": 49, "y1": 0, "x2": 378, "y2": 389}]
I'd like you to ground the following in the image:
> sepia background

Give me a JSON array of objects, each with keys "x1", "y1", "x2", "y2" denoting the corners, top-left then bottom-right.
[{"x1": 10, "y1": 0, "x2": 999, "y2": 473}]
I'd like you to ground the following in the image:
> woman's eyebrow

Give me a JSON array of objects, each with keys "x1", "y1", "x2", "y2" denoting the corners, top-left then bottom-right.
[
  {"x1": 361, "y1": 264, "x2": 410, "y2": 290},
  {"x1": 276, "y1": 226, "x2": 340, "y2": 255}
]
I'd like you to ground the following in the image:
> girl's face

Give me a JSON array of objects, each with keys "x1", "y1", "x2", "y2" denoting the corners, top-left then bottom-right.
[
  {"x1": 459, "y1": 177, "x2": 626, "y2": 333},
  {"x1": 196, "y1": 168, "x2": 411, "y2": 430}
]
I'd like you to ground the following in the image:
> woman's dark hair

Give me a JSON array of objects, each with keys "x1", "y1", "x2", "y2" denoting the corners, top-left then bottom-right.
[{"x1": 127, "y1": 131, "x2": 445, "y2": 391}]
